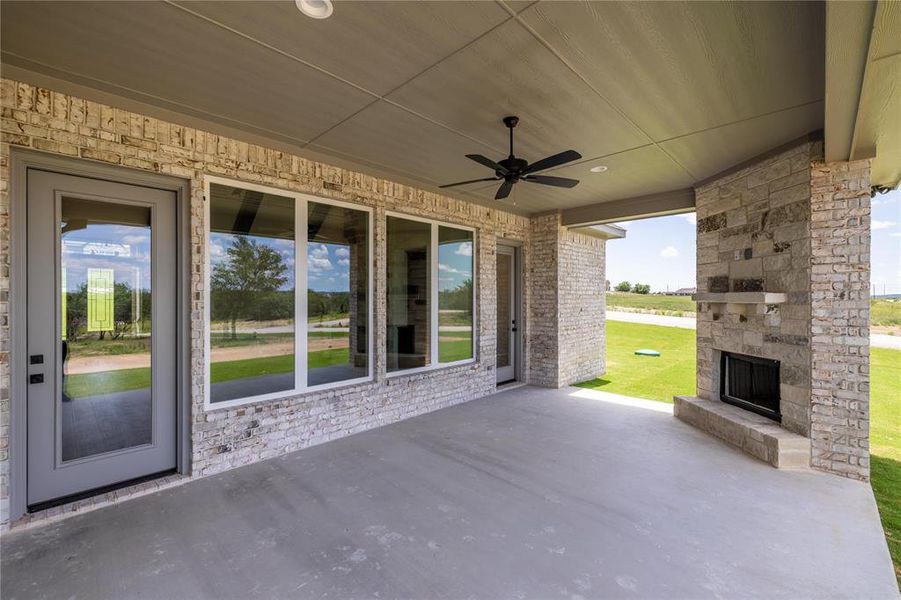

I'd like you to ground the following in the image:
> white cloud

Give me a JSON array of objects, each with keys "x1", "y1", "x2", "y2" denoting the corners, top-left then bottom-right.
[
  {"x1": 454, "y1": 242, "x2": 473, "y2": 257},
  {"x1": 307, "y1": 244, "x2": 333, "y2": 273},
  {"x1": 439, "y1": 263, "x2": 470, "y2": 276},
  {"x1": 210, "y1": 242, "x2": 226, "y2": 258},
  {"x1": 683, "y1": 213, "x2": 697, "y2": 225},
  {"x1": 660, "y1": 245, "x2": 679, "y2": 258},
  {"x1": 872, "y1": 220, "x2": 897, "y2": 230},
  {"x1": 335, "y1": 246, "x2": 350, "y2": 258},
  {"x1": 337, "y1": 258, "x2": 350, "y2": 267}
]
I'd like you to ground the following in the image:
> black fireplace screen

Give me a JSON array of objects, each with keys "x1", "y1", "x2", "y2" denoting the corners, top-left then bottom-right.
[{"x1": 721, "y1": 352, "x2": 781, "y2": 421}]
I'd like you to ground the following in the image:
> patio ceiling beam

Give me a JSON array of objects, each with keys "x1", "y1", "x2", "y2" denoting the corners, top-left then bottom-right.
[{"x1": 560, "y1": 188, "x2": 695, "y2": 228}]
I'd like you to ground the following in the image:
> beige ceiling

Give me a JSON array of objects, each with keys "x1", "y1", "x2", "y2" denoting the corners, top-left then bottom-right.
[
  {"x1": 825, "y1": 0, "x2": 901, "y2": 189},
  {"x1": 1, "y1": 0, "x2": 827, "y2": 215}
]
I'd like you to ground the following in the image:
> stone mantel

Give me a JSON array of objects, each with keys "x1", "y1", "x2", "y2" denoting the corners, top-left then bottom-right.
[{"x1": 692, "y1": 292, "x2": 788, "y2": 304}]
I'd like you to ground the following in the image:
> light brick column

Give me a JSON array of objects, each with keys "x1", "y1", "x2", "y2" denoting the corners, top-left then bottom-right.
[
  {"x1": 527, "y1": 212, "x2": 606, "y2": 388},
  {"x1": 809, "y1": 160, "x2": 872, "y2": 480}
]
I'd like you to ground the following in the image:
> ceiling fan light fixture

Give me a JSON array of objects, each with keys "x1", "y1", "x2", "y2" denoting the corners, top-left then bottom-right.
[
  {"x1": 440, "y1": 116, "x2": 582, "y2": 200},
  {"x1": 296, "y1": 0, "x2": 333, "y2": 19},
  {"x1": 590, "y1": 165, "x2": 608, "y2": 173}
]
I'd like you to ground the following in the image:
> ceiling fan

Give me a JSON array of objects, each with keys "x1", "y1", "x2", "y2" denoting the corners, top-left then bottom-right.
[{"x1": 440, "y1": 116, "x2": 582, "y2": 200}]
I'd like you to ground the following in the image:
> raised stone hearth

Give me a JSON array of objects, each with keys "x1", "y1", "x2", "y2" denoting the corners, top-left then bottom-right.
[{"x1": 674, "y1": 396, "x2": 811, "y2": 469}]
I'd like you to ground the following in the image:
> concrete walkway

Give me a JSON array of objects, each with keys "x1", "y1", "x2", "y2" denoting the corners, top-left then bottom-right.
[
  {"x1": 2, "y1": 386, "x2": 897, "y2": 599},
  {"x1": 608, "y1": 310, "x2": 901, "y2": 349}
]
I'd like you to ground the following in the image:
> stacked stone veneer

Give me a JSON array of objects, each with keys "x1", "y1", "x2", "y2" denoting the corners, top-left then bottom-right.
[
  {"x1": 0, "y1": 78, "x2": 608, "y2": 528},
  {"x1": 695, "y1": 139, "x2": 871, "y2": 480},
  {"x1": 529, "y1": 213, "x2": 606, "y2": 388}
]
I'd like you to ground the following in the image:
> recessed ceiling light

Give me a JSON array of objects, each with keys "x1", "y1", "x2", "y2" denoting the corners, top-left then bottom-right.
[
  {"x1": 590, "y1": 165, "x2": 608, "y2": 173},
  {"x1": 296, "y1": 0, "x2": 333, "y2": 19}
]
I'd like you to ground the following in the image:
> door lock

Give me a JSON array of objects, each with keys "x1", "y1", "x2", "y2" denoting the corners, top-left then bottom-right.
[{"x1": 29, "y1": 373, "x2": 44, "y2": 384}]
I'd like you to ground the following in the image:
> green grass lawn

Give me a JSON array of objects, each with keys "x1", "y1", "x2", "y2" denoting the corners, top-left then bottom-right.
[
  {"x1": 606, "y1": 292, "x2": 696, "y2": 315},
  {"x1": 577, "y1": 320, "x2": 901, "y2": 585},
  {"x1": 439, "y1": 341, "x2": 474, "y2": 362},
  {"x1": 575, "y1": 320, "x2": 696, "y2": 401},
  {"x1": 873, "y1": 299, "x2": 901, "y2": 328},
  {"x1": 871, "y1": 347, "x2": 901, "y2": 584}
]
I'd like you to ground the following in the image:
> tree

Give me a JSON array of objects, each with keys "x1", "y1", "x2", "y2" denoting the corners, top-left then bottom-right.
[
  {"x1": 614, "y1": 281, "x2": 631, "y2": 292},
  {"x1": 632, "y1": 283, "x2": 651, "y2": 295},
  {"x1": 211, "y1": 237, "x2": 288, "y2": 338}
]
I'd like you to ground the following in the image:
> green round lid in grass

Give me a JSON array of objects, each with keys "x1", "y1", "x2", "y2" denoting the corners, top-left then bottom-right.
[{"x1": 634, "y1": 349, "x2": 661, "y2": 356}]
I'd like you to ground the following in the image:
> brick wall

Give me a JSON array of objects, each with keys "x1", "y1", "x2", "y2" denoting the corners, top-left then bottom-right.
[
  {"x1": 0, "y1": 78, "x2": 609, "y2": 527},
  {"x1": 557, "y1": 225, "x2": 606, "y2": 386},
  {"x1": 527, "y1": 212, "x2": 606, "y2": 388},
  {"x1": 809, "y1": 159, "x2": 871, "y2": 480}
]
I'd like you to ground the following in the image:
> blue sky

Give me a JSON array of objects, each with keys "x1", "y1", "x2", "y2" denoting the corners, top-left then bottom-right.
[
  {"x1": 439, "y1": 240, "x2": 473, "y2": 291},
  {"x1": 607, "y1": 213, "x2": 697, "y2": 292},
  {"x1": 870, "y1": 188, "x2": 901, "y2": 296},
  {"x1": 608, "y1": 188, "x2": 901, "y2": 295}
]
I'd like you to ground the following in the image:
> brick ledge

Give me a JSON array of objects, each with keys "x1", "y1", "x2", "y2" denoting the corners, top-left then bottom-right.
[{"x1": 674, "y1": 396, "x2": 810, "y2": 469}]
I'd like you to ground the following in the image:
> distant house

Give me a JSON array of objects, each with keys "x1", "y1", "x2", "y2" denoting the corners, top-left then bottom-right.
[{"x1": 672, "y1": 287, "x2": 697, "y2": 296}]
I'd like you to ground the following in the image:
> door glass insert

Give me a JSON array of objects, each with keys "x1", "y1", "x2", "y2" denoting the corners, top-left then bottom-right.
[
  {"x1": 60, "y1": 197, "x2": 153, "y2": 461},
  {"x1": 496, "y1": 252, "x2": 512, "y2": 369}
]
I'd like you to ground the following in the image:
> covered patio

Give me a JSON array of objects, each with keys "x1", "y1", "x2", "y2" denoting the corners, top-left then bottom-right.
[
  {"x1": 2, "y1": 0, "x2": 901, "y2": 595},
  {"x1": 2, "y1": 385, "x2": 896, "y2": 598}
]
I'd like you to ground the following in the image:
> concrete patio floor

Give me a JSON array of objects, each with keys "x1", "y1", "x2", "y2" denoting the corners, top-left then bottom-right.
[{"x1": 2, "y1": 386, "x2": 897, "y2": 599}]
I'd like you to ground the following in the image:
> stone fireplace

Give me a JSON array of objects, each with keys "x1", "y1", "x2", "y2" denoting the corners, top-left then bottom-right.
[{"x1": 674, "y1": 137, "x2": 873, "y2": 480}]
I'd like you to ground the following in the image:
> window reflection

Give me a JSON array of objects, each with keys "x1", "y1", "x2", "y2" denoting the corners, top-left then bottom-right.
[
  {"x1": 307, "y1": 202, "x2": 369, "y2": 386},
  {"x1": 209, "y1": 183, "x2": 295, "y2": 403},
  {"x1": 60, "y1": 197, "x2": 152, "y2": 460},
  {"x1": 386, "y1": 217, "x2": 431, "y2": 371},
  {"x1": 438, "y1": 227, "x2": 474, "y2": 363}
]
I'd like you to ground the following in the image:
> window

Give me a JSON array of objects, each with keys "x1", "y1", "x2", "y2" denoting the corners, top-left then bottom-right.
[
  {"x1": 386, "y1": 216, "x2": 431, "y2": 371},
  {"x1": 438, "y1": 227, "x2": 474, "y2": 363},
  {"x1": 206, "y1": 180, "x2": 371, "y2": 407},
  {"x1": 307, "y1": 202, "x2": 369, "y2": 386},
  {"x1": 386, "y1": 214, "x2": 476, "y2": 374}
]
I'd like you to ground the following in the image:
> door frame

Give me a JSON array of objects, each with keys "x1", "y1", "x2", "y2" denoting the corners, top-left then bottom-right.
[
  {"x1": 8, "y1": 149, "x2": 192, "y2": 522},
  {"x1": 496, "y1": 241, "x2": 523, "y2": 384}
]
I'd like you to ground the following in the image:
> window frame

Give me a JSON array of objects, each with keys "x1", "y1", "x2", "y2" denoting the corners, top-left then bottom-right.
[
  {"x1": 384, "y1": 211, "x2": 478, "y2": 378},
  {"x1": 203, "y1": 176, "x2": 374, "y2": 410}
]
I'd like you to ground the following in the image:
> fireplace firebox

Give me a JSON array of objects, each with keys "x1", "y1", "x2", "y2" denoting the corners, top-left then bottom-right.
[{"x1": 720, "y1": 352, "x2": 781, "y2": 422}]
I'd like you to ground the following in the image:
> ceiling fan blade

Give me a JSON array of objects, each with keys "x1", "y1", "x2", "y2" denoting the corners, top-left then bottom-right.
[
  {"x1": 523, "y1": 175, "x2": 580, "y2": 188},
  {"x1": 495, "y1": 179, "x2": 514, "y2": 200},
  {"x1": 522, "y1": 150, "x2": 582, "y2": 175},
  {"x1": 466, "y1": 154, "x2": 510, "y2": 175},
  {"x1": 439, "y1": 177, "x2": 500, "y2": 189}
]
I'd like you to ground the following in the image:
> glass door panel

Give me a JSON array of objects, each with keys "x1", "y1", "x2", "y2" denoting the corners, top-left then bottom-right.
[
  {"x1": 496, "y1": 248, "x2": 515, "y2": 382},
  {"x1": 60, "y1": 198, "x2": 153, "y2": 460}
]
